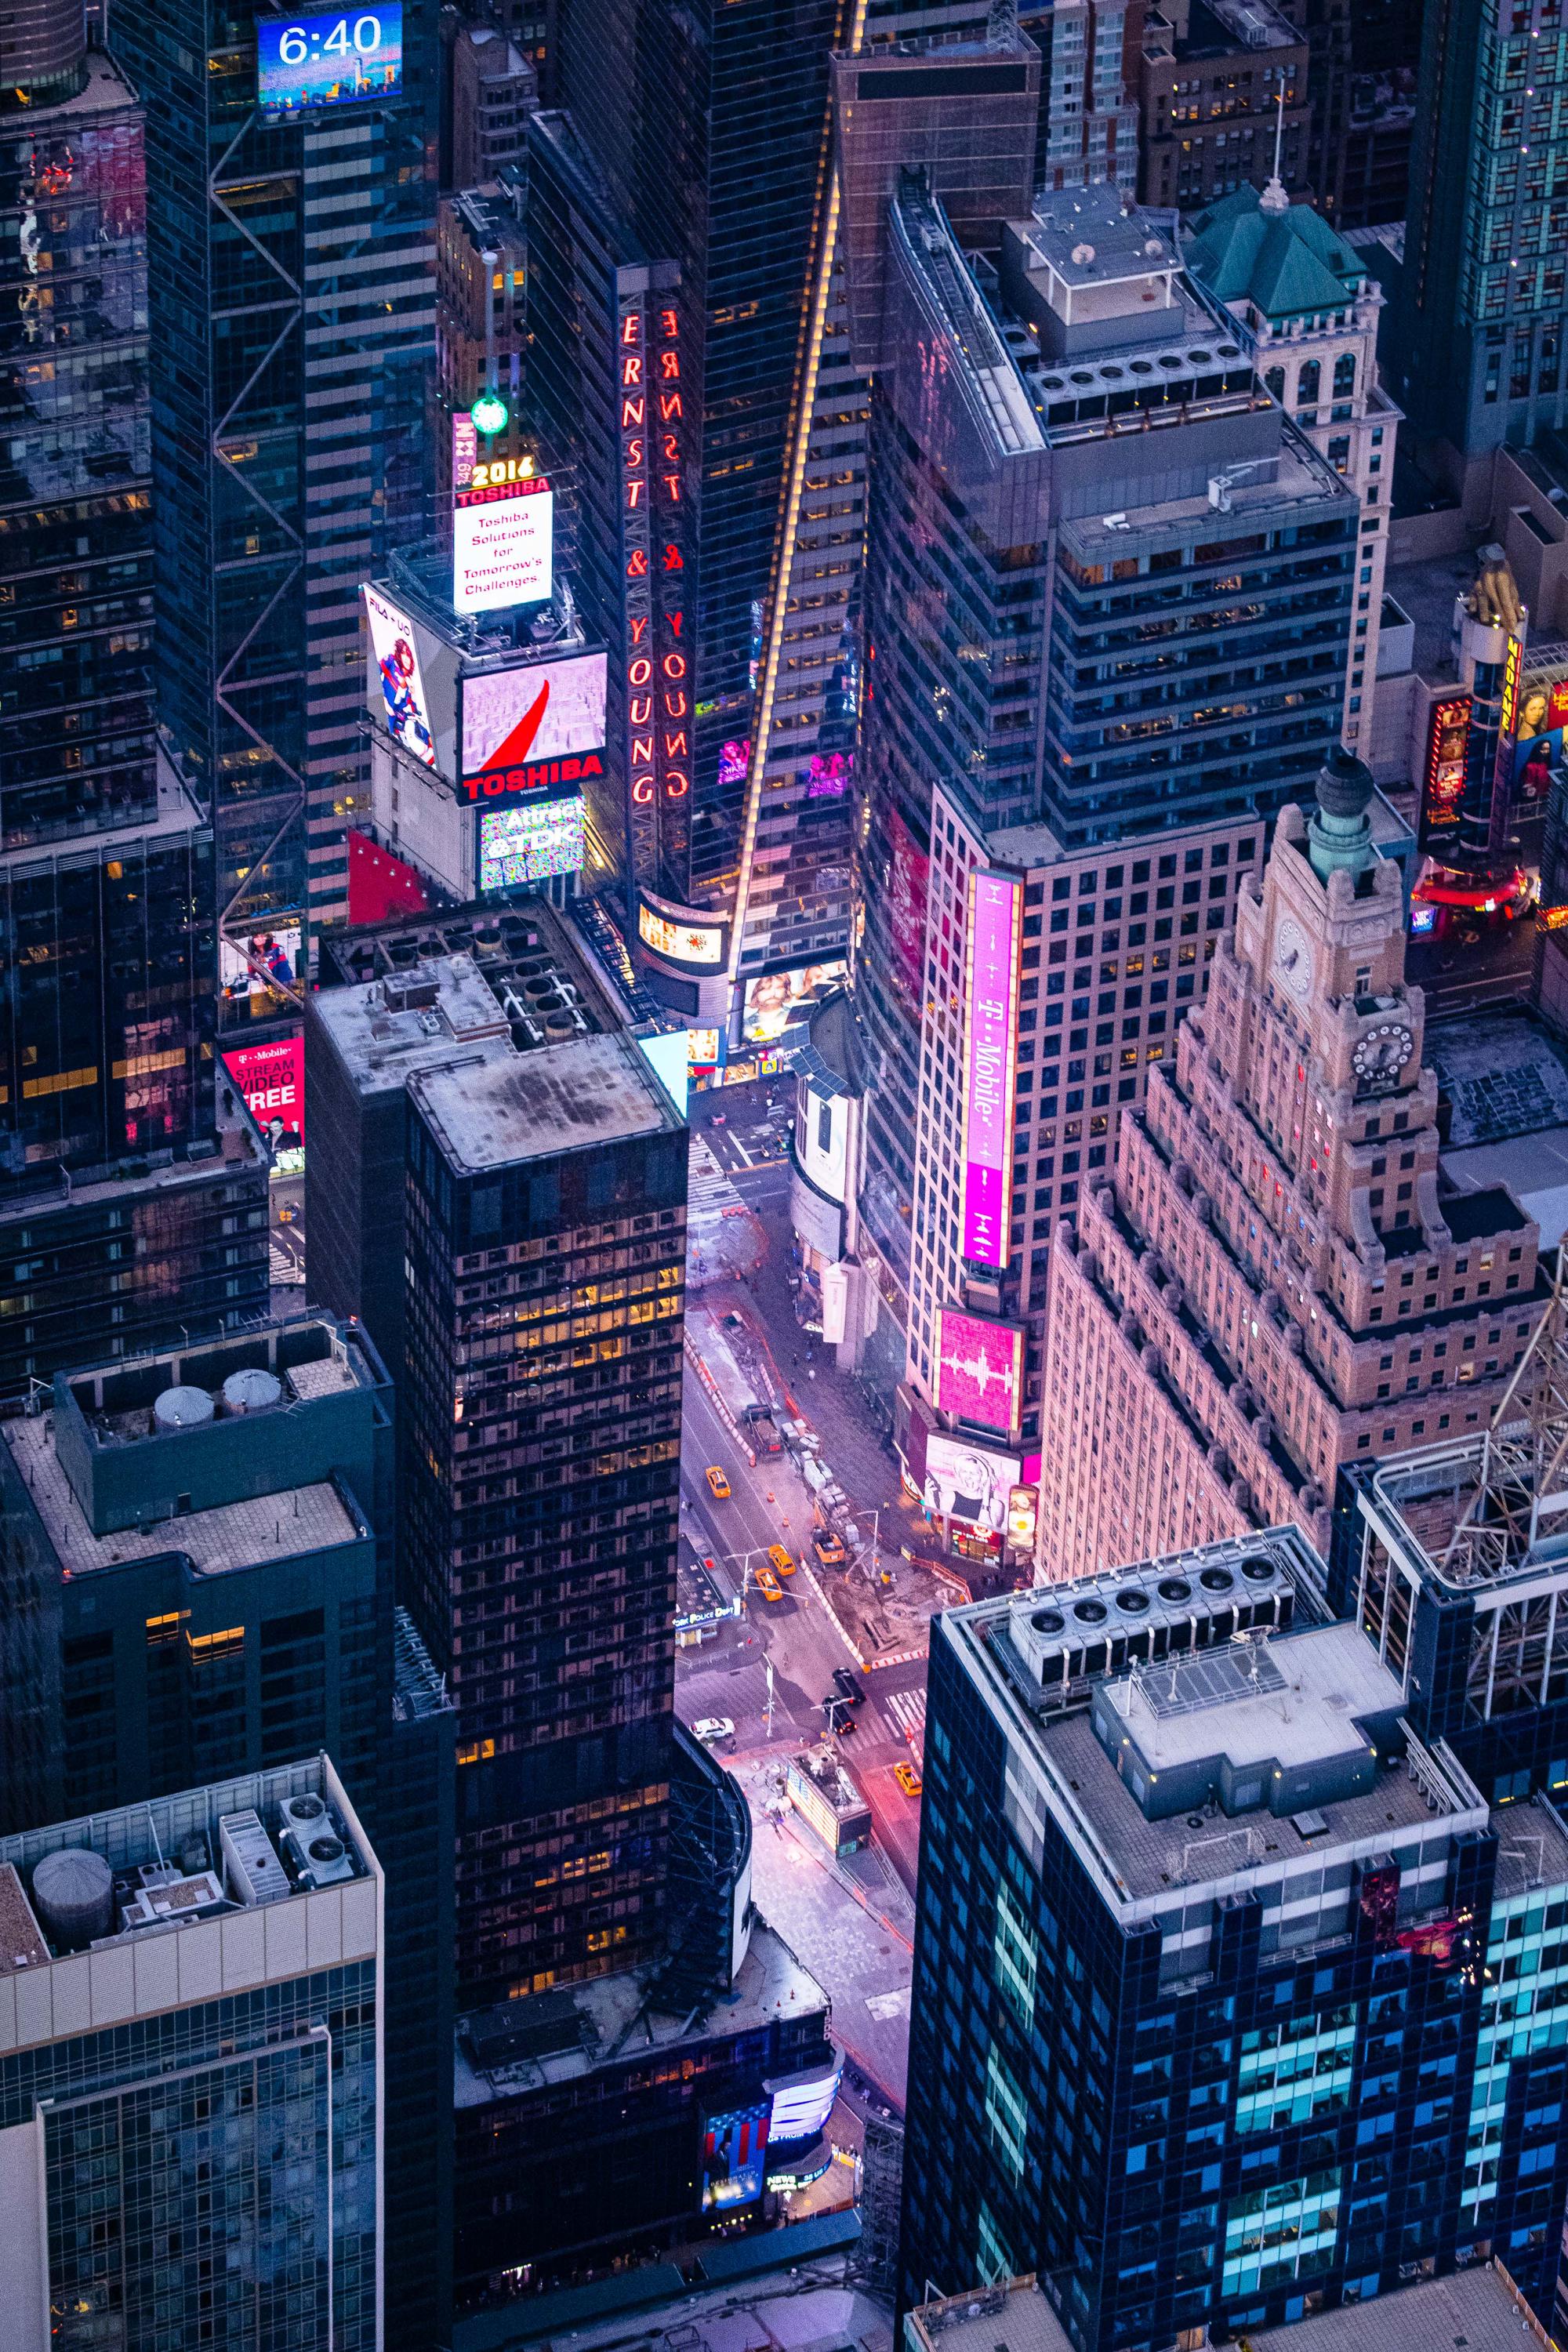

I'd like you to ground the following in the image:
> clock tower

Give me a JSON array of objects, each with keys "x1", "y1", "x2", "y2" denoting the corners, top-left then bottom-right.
[{"x1": 1040, "y1": 750, "x2": 1547, "y2": 1577}]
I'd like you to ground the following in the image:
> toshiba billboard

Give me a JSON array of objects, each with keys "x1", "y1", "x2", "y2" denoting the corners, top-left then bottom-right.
[{"x1": 459, "y1": 651, "x2": 608, "y2": 804}]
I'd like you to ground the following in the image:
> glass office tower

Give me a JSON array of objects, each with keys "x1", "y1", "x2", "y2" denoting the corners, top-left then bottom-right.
[
  {"x1": 557, "y1": 0, "x2": 847, "y2": 902},
  {"x1": 0, "y1": 33, "x2": 220, "y2": 1181},
  {"x1": 902, "y1": 1530, "x2": 1568, "y2": 2347},
  {"x1": 111, "y1": 0, "x2": 437, "y2": 971},
  {"x1": 0, "y1": 1760, "x2": 383, "y2": 2352}
]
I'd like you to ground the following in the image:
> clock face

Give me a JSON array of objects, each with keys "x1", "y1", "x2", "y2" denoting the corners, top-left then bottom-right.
[
  {"x1": 1352, "y1": 1022, "x2": 1414, "y2": 1088},
  {"x1": 1272, "y1": 915, "x2": 1313, "y2": 1001}
]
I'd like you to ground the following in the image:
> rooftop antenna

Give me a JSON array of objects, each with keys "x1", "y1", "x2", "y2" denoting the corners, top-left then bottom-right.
[
  {"x1": 1259, "y1": 90, "x2": 1289, "y2": 215},
  {"x1": 986, "y1": 0, "x2": 1018, "y2": 43}
]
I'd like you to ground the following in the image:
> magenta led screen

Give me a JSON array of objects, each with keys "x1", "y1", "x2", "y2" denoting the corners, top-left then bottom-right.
[
  {"x1": 934, "y1": 1307, "x2": 1024, "y2": 1432},
  {"x1": 960, "y1": 870, "x2": 1022, "y2": 1268}
]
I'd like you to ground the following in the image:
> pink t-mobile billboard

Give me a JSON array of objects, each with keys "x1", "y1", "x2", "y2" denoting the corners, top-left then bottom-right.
[
  {"x1": 935, "y1": 1306, "x2": 1024, "y2": 1432},
  {"x1": 960, "y1": 869, "x2": 1022, "y2": 1268}
]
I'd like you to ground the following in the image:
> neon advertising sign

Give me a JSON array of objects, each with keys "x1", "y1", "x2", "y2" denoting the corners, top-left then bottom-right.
[
  {"x1": 960, "y1": 870, "x2": 1023, "y2": 1269},
  {"x1": 619, "y1": 294, "x2": 688, "y2": 884},
  {"x1": 1421, "y1": 694, "x2": 1471, "y2": 846}
]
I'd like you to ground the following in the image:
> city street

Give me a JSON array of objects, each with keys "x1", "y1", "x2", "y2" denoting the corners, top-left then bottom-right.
[{"x1": 674, "y1": 1083, "x2": 933, "y2": 2106}]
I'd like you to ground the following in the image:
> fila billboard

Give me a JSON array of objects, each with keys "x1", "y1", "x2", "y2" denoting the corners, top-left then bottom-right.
[{"x1": 459, "y1": 651, "x2": 608, "y2": 804}]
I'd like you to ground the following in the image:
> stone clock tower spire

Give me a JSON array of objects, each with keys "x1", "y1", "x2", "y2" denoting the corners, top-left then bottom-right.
[{"x1": 1039, "y1": 753, "x2": 1547, "y2": 1577}]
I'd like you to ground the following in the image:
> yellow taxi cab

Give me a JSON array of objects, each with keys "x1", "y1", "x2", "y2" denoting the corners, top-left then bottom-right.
[
  {"x1": 894, "y1": 1761, "x2": 923, "y2": 1797},
  {"x1": 705, "y1": 1465, "x2": 731, "y2": 1500},
  {"x1": 757, "y1": 1567, "x2": 785, "y2": 1602},
  {"x1": 767, "y1": 1543, "x2": 796, "y2": 1579}
]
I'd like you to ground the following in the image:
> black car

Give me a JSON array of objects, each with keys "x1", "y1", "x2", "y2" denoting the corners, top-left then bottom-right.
[{"x1": 833, "y1": 1667, "x2": 867, "y2": 1706}]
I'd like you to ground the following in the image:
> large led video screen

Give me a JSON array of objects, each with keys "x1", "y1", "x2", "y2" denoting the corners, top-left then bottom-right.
[{"x1": 258, "y1": 9, "x2": 403, "y2": 114}]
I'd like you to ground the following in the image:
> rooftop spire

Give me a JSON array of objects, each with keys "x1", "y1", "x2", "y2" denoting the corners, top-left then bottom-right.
[
  {"x1": 1258, "y1": 90, "x2": 1289, "y2": 215},
  {"x1": 1306, "y1": 745, "x2": 1377, "y2": 884},
  {"x1": 987, "y1": 0, "x2": 1020, "y2": 44}
]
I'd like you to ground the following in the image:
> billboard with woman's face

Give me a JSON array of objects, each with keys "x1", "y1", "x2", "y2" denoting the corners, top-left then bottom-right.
[
  {"x1": 740, "y1": 959, "x2": 847, "y2": 1042},
  {"x1": 1512, "y1": 677, "x2": 1568, "y2": 808}
]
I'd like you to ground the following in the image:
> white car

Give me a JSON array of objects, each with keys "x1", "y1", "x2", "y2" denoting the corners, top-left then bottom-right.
[{"x1": 692, "y1": 1717, "x2": 735, "y2": 1746}]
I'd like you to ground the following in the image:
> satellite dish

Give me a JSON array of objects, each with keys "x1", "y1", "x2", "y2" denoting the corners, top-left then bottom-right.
[
  {"x1": 1071, "y1": 241, "x2": 1096, "y2": 265},
  {"x1": 1144, "y1": 238, "x2": 1166, "y2": 256}
]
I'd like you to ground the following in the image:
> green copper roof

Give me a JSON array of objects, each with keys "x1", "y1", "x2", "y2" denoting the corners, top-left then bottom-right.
[{"x1": 1185, "y1": 186, "x2": 1365, "y2": 322}]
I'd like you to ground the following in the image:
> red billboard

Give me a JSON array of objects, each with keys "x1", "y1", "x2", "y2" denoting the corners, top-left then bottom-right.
[
  {"x1": 347, "y1": 829, "x2": 430, "y2": 926},
  {"x1": 222, "y1": 1034, "x2": 304, "y2": 1174}
]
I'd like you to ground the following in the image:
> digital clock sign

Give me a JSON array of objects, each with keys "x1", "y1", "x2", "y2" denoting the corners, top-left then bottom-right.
[{"x1": 258, "y1": 7, "x2": 403, "y2": 114}]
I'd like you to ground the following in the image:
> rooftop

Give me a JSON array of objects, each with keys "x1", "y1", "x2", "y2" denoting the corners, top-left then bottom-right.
[
  {"x1": 1185, "y1": 184, "x2": 1369, "y2": 321},
  {"x1": 1098, "y1": 1621, "x2": 1403, "y2": 1773},
  {"x1": 1040, "y1": 1700, "x2": 1468, "y2": 1902},
  {"x1": 909, "y1": 2279, "x2": 1075, "y2": 2352},
  {"x1": 945, "y1": 1563, "x2": 1491, "y2": 1911},
  {"x1": 0, "y1": 1758, "x2": 379, "y2": 2053},
  {"x1": 314, "y1": 902, "x2": 629, "y2": 1090},
  {"x1": 1247, "y1": 2260, "x2": 1549, "y2": 2352},
  {"x1": 0, "y1": 1083, "x2": 265, "y2": 1229},
  {"x1": 1014, "y1": 185, "x2": 1178, "y2": 295},
  {"x1": 453, "y1": 1919, "x2": 826, "y2": 2107},
  {"x1": 4, "y1": 1409, "x2": 364, "y2": 1576},
  {"x1": 1062, "y1": 423, "x2": 1354, "y2": 555},
  {"x1": 790, "y1": 1745, "x2": 869, "y2": 1821},
  {"x1": 409, "y1": 1027, "x2": 679, "y2": 1174}
]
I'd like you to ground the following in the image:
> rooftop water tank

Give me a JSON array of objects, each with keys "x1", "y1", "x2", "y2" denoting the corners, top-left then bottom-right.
[
  {"x1": 222, "y1": 1367, "x2": 281, "y2": 1415},
  {"x1": 31, "y1": 1847, "x2": 114, "y2": 1949},
  {"x1": 153, "y1": 1385, "x2": 215, "y2": 1434}
]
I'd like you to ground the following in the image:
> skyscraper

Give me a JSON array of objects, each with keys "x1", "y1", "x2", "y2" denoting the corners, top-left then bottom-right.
[
  {"x1": 111, "y1": 0, "x2": 437, "y2": 964},
  {"x1": 1040, "y1": 751, "x2": 1545, "y2": 1578},
  {"x1": 837, "y1": 151, "x2": 1358, "y2": 1482},
  {"x1": 307, "y1": 916, "x2": 688, "y2": 2007},
  {"x1": 900, "y1": 1523, "x2": 1568, "y2": 2344},
  {"x1": 0, "y1": 1306, "x2": 456, "y2": 2350},
  {"x1": 1184, "y1": 183, "x2": 1400, "y2": 753},
  {"x1": 0, "y1": 1758, "x2": 383, "y2": 2351},
  {"x1": 1391, "y1": 0, "x2": 1568, "y2": 514},
  {"x1": 0, "y1": 17, "x2": 220, "y2": 1187},
  {"x1": 556, "y1": 0, "x2": 846, "y2": 909}
]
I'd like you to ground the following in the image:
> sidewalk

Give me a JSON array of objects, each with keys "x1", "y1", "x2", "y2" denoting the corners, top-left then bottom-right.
[{"x1": 733, "y1": 1753, "x2": 913, "y2": 2112}]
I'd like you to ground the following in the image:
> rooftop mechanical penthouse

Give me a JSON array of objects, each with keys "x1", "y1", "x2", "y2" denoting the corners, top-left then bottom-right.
[{"x1": 901, "y1": 1524, "x2": 1568, "y2": 2349}]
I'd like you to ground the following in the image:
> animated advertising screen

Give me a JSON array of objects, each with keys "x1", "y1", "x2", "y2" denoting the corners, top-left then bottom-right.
[
  {"x1": 257, "y1": 8, "x2": 403, "y2": 114},
  {"x1": 739, "y1": 959, "x2": 847, "y2": 1044},
  {"x1": 1512, "y1": 675, "x2": 1568, "y2": 807},
  {"x1": 223, "y1": 1036, "x2": 304, "y2": 1175},
  {"x1": 460, "y1": 651, "x2": 607, "y2": 801},
  {"x1": 364, "y1": 585, "x2": 437, "y2": 770},
  {"x1": 477, "y1": 797, "x2": 585, "y2": 891},
  {"x1": 221, "y1": 924, "x2": 300, "y2": 1017}
]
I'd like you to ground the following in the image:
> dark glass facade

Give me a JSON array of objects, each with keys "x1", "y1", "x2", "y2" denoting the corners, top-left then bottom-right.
[
  {"x1": 524, "y1": 110, "x2": 681, "y2": 906},
  {"x1": 0, "y1": 1767, "x2": 382, "y2": 2352},
  {"x1": 1390, "y1": 0, "x2": 1568, "y2": 488},
  {"x1": 0, "y1": 806, "x2": 215, "y2": 1181},
  {"x1": 0, "y1": 46, "x2": 222, "y2": 1214},
  {"x1": 557, "y1": 0, "x2": 848, "y2": 898},
  {"x1": 901, "y1": 1556, "x2": 1568, "y2": 2349},
  {"x1": 0, "y1": 1138, "x2": 269, "y2": 1406},
  {"x1": 110, "y1": 0, "x2": 437, "y2": 959},
  {"x1": 399, "y1": 1041, "x2": 688, "y2": 2005},
  {"x1": 0, "y1": 53, "x2": 154, "y2": 851}
]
